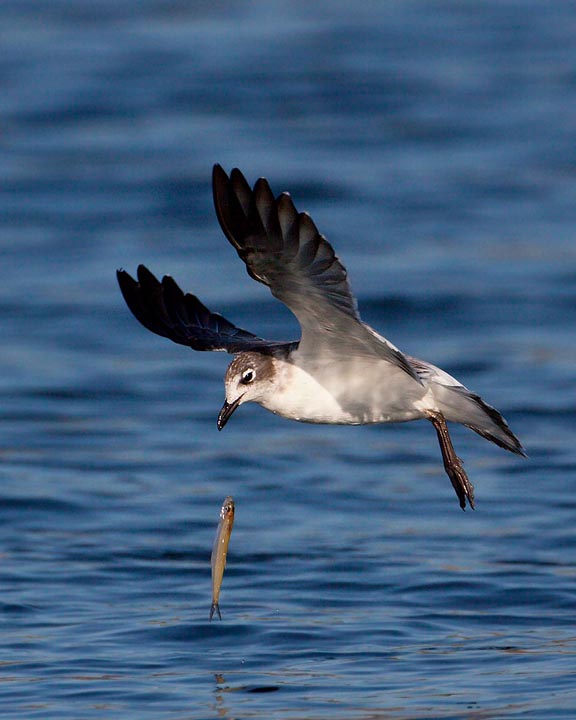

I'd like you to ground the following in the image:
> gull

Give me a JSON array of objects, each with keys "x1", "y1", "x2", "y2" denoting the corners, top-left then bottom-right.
[{"x1": 117, "y1": 165, "x2": 525, "y2": 510}]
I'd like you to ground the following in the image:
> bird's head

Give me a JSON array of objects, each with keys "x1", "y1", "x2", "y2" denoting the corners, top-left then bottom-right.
[{"x1": 217, "y1": 352, "x2": 277, "y2": 430}]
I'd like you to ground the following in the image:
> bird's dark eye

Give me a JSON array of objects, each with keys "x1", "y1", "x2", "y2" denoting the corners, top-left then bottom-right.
[{"x1": 240, "y1": 369, "x2": 255, "y2": 385}]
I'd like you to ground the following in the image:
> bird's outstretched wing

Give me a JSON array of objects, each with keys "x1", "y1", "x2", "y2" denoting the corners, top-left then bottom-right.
[
  {"x1": 117, "y1": 265, "x2": 294, "y2": 355},
  {"x1": 212, "y1": 164, "x2": 420, "y2": 382}
]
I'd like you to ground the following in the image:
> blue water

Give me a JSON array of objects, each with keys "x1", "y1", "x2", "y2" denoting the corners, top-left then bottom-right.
[{"x1": 2, "y1": 1, "x2": 576, "y2": 718}]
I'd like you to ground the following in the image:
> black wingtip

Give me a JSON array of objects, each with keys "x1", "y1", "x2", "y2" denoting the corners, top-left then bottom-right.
[
  {"x1": 116, "y1": 267, "x2": 138, "y2": 304},
  {"x1": 212, "y1": 163, "x2": 227, "y2": 183},
  {"x1": 212, "y1": 164, "x2": 254, "y2": 251},
  {"x1": 116, "y1": 267, "x2": 130, "y2": 284}
]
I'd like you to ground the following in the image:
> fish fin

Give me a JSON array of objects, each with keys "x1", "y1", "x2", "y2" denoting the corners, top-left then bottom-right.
[{"x1": 209, "y1": 602, "x2": 222, "y2": 621}]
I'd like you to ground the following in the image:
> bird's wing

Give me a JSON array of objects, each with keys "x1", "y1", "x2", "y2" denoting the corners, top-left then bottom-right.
[
  {"x1": 117, "y1": 265, "x2": 294, "y2": 355},
  {"x1": 212, "y1": 164, "x2": 420, "y2": 381}
]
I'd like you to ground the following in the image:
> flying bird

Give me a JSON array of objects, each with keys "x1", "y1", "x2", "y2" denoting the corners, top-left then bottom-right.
[{"x1": 117, "y1": 164, "x2": 525, "y2": 510}]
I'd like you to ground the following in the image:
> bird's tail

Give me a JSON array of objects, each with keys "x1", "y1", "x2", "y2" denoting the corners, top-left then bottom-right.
[{"x1": 431, "y1": 382, "x2": 525, "y2": 456}]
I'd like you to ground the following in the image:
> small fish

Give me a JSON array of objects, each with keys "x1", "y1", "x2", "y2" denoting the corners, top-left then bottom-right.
[{"x1": 210, "y1": 496, "x2": 235, "y2": 621}]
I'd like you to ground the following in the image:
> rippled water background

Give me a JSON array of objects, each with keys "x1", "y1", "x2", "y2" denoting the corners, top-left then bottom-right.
[{"x1": 2, "y1": 1, "x2": 576, "y2": 718}]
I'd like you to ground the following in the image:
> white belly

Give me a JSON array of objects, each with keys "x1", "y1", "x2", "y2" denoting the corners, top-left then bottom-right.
[{"x1": 259, "y1": 358, "x2": 427, "y2": 425}]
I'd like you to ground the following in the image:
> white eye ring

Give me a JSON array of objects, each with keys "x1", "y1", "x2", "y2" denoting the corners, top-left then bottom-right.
[{"x1": 241, "y1": 369, "x2": 255, "y2": 384}]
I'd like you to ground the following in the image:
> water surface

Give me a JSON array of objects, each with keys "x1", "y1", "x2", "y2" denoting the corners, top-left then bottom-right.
[{"x1": 1, "y1": 1, "x2": 576, "y2": 718}]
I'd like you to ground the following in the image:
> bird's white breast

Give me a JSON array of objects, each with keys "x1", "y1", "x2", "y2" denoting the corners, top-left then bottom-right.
[
  {"x1": 260, "y1": 356, "x2": 427, "y2": 425},
  {"x1": 261, "y1": 361, "x2": 354, "y2": 423}
]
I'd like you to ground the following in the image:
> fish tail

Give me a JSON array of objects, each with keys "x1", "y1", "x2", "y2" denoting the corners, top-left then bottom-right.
[{"x1": 209, "y1": 602, "x2": 222, "y2": 621}]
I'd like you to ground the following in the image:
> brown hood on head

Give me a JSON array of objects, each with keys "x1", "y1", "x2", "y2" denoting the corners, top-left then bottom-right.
[{"x1": 225, "y1": 352, "x2": 276, "y2": 383}]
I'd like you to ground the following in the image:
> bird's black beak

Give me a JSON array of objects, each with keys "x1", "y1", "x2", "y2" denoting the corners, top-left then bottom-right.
[{"x1": 217, "y1": 395, "x2": 243, "y2": 431}]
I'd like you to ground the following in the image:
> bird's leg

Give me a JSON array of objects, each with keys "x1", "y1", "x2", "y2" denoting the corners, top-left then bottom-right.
[{"x1": 426, "y1": 410, "x2": 475, "y2": 511}]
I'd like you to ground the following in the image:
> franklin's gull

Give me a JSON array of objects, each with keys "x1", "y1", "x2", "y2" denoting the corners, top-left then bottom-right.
[{"x1": 117, "y1": 165, "x2": 525, "y2": 510}]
